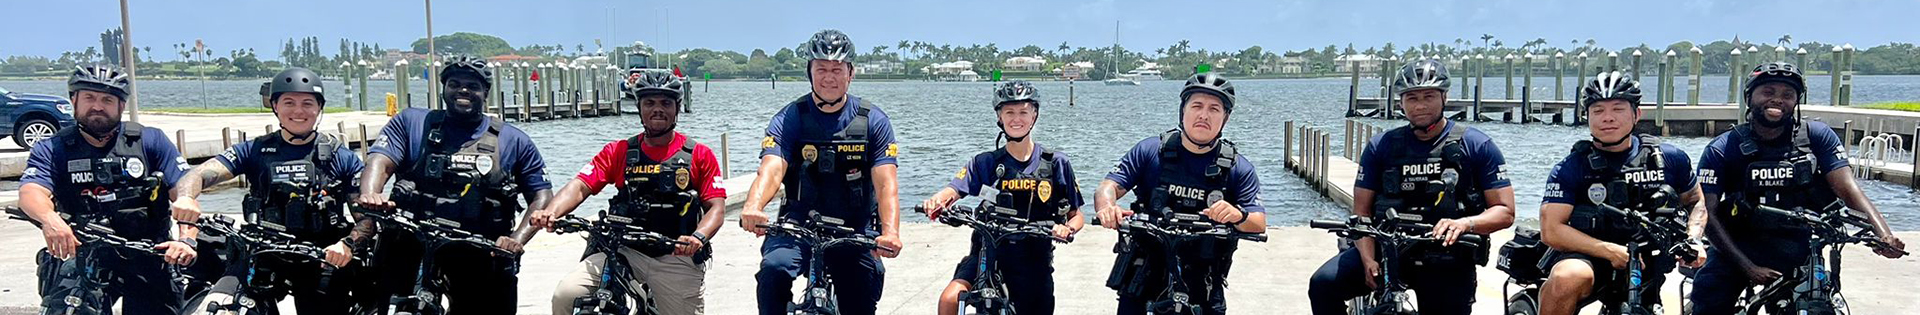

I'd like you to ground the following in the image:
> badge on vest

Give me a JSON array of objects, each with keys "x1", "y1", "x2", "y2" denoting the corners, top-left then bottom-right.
[
  {"x1": 1205, "y1": 190, "x2": 1224, "y2": 206},
  {"x1": 802, "y1": 144, "x2": 818, "y2": 163},
  {"x1": 124, "y1": 158, "x2": 145, "y2": 177},
  {"x1": 675, "y1": 168, "x2": 691, "y2": 190},
  {"x1": 1587, "y1": 183, "x2": 1608, "y2": 205}
]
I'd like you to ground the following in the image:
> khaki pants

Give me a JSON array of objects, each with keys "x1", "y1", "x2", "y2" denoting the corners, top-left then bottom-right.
[{"x1": 551, "y1": 247, "x2": 707, "y2": 315}]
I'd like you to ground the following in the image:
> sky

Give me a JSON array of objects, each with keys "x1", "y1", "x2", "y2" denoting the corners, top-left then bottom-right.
[{"x1": 3, "y1": 0, "x2": 1913, "y2": 60}]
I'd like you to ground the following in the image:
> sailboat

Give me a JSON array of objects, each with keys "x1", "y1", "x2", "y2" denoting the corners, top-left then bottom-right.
[{"x1": 1103, "y1": 21, "x2": 1140, "y2": 86}]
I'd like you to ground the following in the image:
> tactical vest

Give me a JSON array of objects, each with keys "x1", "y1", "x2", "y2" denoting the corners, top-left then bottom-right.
[
  {"x1": 1371, "y1": 123, "x2": 1491, "y2": 264},
  {"x1": 607, "y1": 136, "x2": 702, "y2": 256},
  {"x1": 1720, "y1": 122, "x2": 1833, "y2": 234},
  {"x1": 49, "y1": 122, "x2": 170, "y2": 242},
  {"x1": 780, "y1": 96, "x2": 877, "y2": 229},
  {"x1": 1568, "y1": 134, "x2": 1676, "y2": 244},
  {"x1": 392, "y1": 111, "x2": 520, "y2": 238},
  {"x1": 1372, "y1": 123, "x2": 1484, "y2": 224},
  {"x1": 1131, "y1": 129, "x2": 1241, "y2": 259},
  {"x1": 978, "y1": 146, "x2": 1070, "y2": 224},
  {"x1": 242, "y1": 131, "x2": 350, "y2": 242}
]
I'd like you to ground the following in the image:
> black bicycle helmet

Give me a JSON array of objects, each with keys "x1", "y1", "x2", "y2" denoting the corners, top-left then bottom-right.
[
  {"x1": 267, "y1": 67, "x2": 327, "y2": 107},
  {"x1": 1581, "y1": 71, "x2": 1642, "y2": 106},
  {"x1": 624, "y1": 69, "x2": 685, "y2": 100},
  {"x1": 438, "y1": 55, "x2": 494, "y2": 88},
  {"x1": 1392, "y1": 59, "x2": 1450, "y2": 95},
  {"x1": 1180, "y1": 72, "x2": 1236, "y2": 114},
  {"x1": 1744, "y1": 61, "x2": 1805, "y2": 95},
  {"x1": 806, "y1": 29, "x2": 855, "y2": 63},
  {"x1": 993, "y1": 80, "x2": 1040, "y2": 110},
  {"x1": 68, "y1": 64, "x2": 131, "y2": 100}
]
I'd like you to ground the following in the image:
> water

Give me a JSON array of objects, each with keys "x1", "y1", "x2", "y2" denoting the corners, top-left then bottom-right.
[{"x1": 8, "y1": 76, "x2": 1919, "y2": 230}]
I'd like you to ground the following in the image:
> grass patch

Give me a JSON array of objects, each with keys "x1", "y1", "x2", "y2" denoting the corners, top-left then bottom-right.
[
  {"x1": 1860, "y1": 102, "x2": 1920, "y2": 112},
  {"x1": 146, "y1": 107, "x2": 356, "y2": 114}
]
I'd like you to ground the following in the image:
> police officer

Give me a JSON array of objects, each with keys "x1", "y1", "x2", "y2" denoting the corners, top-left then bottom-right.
[
  {"x1": 1093, "y1": 73, "x2": 1266, "y2": 314},
  {"x1": 1690, "y1": 62, "x2": 1906, "y2": 314},
  {"x1": 354, "y1": 55, "x2": 554, "y2": 314},
  {"x1": 738, "y1": 29, "x2": 904, "y2": 315},
  {"x1": 1307, "y1": 59, "x2": 1516, "y2": 315},
  {"x1": 1536, "y1": 72, "x2": 1707, "y2": 315},
  {"x1": 919, "y1": 80, "x2": 1086, "y2": 315},
  {"x1": 20, "y1": 64, "x2": 198, "y2": 314},
  {"x1": 169, "y1": 67, "x2": 366, "y2": 313},
  {"x1": 529, "y1": 70, "x2": 726, "y2": 315}
]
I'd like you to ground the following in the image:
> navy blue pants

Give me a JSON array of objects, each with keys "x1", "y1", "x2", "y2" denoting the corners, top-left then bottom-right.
[
  {"x1": 756, "y1": 234, "x2": 886, "y2": 315},
  {"x1": 1307, "y1": 246, "x2": 1477, "y2": 315},
  {"x1": 1690, "y1": 236, "x2": 1811, "y2": 315},
  {"x1": 952, "y1": 231, "x2": 1056, "y2": 315}
]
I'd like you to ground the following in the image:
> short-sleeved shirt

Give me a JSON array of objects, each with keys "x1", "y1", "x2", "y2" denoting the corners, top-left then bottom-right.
[
  {"x1": 1104, "y1": 135, "x2": 1265, "y2": 214},
  {"x1": 758, "y1": 95, "x2": 898, "y2": 223},
  {"x1": 1696, "y1": 121, "x2": 1848, "y2": 195},
  {"x1": 213, "y1": 134, "x2": 366, "y2": 194},
  {"x1": 367, "y1": 108, "x2": 551, "y2": 194},
  {"x1": 1355, "y1": 120, "x2": 1510, "y2": 192},
  {"x1": 573, "y1": 132, "x2": 727, "y2": 200},
  {"x1": 1543, "y1": 136, "x2": 1696, "y2": 205},
  {"x1": 946, "y1": 143, "x2": 1086, "y2": 209},
  {"x1": 22, "y1": 124, "x2": 188, "y2": 194}
]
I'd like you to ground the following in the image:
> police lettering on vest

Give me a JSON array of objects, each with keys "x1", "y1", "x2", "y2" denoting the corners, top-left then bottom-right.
[
  {"x1": 608, "y1": 135, "x2": 705, "y2": 259},
  {"x1": 241, "y1": 131, "x2": 350, "y2": 239}
]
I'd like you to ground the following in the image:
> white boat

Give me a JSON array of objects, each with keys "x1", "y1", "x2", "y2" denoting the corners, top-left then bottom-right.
[
  {"x1": 1122, "y1": 68, "x2": 1165, "y2": 81},
  {"x1": 1102, "y1": 21, "x2": 1139, "y2": 86}
]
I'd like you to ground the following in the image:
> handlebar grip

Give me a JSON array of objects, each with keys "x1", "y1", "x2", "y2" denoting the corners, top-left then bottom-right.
[
  {"x1": 1309, "y1": 220, "x2": 1348, "y2": 230},
  {"x1": 1753, "y1": 204, "x2": 1799, "y2": 218},
  {"x1": 1457, "y1": 233, "x2": 1484, "y2": 244},
  {"x1": 1241, "y1": 234, "x2": 1269, "y2": 242}
]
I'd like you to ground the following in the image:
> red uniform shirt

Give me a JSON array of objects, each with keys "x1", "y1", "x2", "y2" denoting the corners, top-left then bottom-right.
[{"x1": 574, "y1": 132, "x2": 727, "y2": 200}]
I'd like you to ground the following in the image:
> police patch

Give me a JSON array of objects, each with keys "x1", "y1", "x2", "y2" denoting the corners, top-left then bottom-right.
[
  {"x1": 475, "y1": 155, "x2": 494, "y2": 175},
  {"x1": 801, "y1": 145, "x2": 818, "y2": 162},
  {"x1": 761, "y1": 136, "x2": 777, "y2": 149},
  {"x1": 953, "y1": 168, "x2": 968, "y2": 180},
  {"x1": 1587, "y1": 183, "x2": 1607, "y2": 205},
  {"x1": 675, "y1": 168, "x2": 691, "y2": 190},
  {"x1": 1206, "y1": 190, "x2": 1225, "y2": 206},
  {"x1": 124, "y1": 157, "x2": 145, "y2": 177},
  {"x1": 886, "y1": 143, "x2": 899, "y2": 157}
]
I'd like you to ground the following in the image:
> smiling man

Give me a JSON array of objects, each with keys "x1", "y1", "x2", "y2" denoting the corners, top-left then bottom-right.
[{"x1": 353, "y1": 55, "x2": 554, "y2": 314}]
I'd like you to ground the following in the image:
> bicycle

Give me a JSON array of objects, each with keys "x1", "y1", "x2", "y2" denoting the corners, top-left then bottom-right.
[
  {"x1": 1310, "y1": 209, "x2": 1483, "y2": 315},
  {"x1": 757, "y1": 213, "x2": 892, "y2": 315},
  {"x1": 1103, "y1": 212, "x2": 1268, "y2": 315},
  {"x1": 918, "y1": 203, "x2": 1072, "y2": 315},
  {"x1": 6, "y1": 207, "x2": 175, "y2": 315},
  {"x1": 361, "y1": 210, "x2": 520, "y2": 315},
  {"x1": 549, "y1": 214, "x2": 688, "y2": 315},
  {"x1": 1731, "y1": 202, "x2": 1906, "y2": 315}
]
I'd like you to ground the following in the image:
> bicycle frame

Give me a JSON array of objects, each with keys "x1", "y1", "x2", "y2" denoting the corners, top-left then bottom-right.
[
  {"x1": 1311, "y1": 210, "x2": 1481, "y2": 315},
  {"x1": 364, "y1": 210, "x2": 519, "y2": 315},
  {"x1": 551, "y1": 214, "x2": 686, "y2": 315},
  {"x1": 759, "y1": 214, "x2": 883, "y2": 315},
  {"x1": 1111, "y1": 212, "x2": 1267, "y2": 315},
  {"x1": 924, "y1": 203, "x2": 1069, "y2": 315}
]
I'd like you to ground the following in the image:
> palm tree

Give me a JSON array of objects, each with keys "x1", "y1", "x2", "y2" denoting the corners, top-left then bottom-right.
[
  {"x1": 1480, "y1": 34, "x2": 1495, "y2": 49},
  {"x1": 1777, "y1": 34, "x2": 1792, "y2": 48}
]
